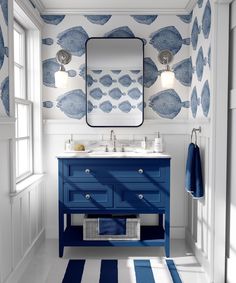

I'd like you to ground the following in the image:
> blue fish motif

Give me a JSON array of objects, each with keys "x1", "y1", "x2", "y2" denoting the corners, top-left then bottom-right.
[
  {"x1": 87, "y1": 100, "x2": 97, "y2": 113},
  {"x1": 99, "y1": 75, "x2": 116, "y2": 87},
  {"x1": 173, "y1": 57, "x2": 193, "y2": 87},
  {"x1": 87, "y1": 75, "x2": 97, "y2": 87},
  {"x1": 137, "y1": 101, "x2": 146, "y2": 111},
  {"x1": 0, "y1": 0, "x2": 8, "y2": 25},
  {"x1": 202, "y1": 0, "x2": 211, "y2": 39},
  {"x1": 43, "y1": 101, "x2": 53, "y2": 108},
  {"x1": 43, "y1": 58, "x2": 77, "y2": 88},
  {"x1": 57, "y1": 26, "x2": 89, "y2": 57},
  {"x1": 56, "y1": 89, "x2": 86, "y2": 119},
  {"x1": 42, "y1": 38, "x2": 54, "y2": 45},
  {"x1": 197, "y1": 0, "x2": 203, "y2": 8},
  {"x1": 118, "y1": 100, "x2": 136, "y2": 113},
  {"x1": 149, "y1": 89, "x2": 190, "y2": 119},
  {"x1": 150, "y1": 26, "x2": 190, "y2": 55},
  {"x1": 109, "y1": 88, "x2": 125, "y2": 100},
  {"x1": 118, "y1": 75, "x2": 135, "y2": 87},
  {"x1": 99, "y1": 100, "x2": 117, "y2": 113},
  {"x1": 40, "y1": 15, "x2": 65, "y2": 25},
  {"x1": 196, "y1": 47, "x2": 207, "y2": 81},
  {"x1": 191, "y1": 17, "x2": 201, "y2": 50},
  {"x1": 104, "y1": 26, "x2": 135, "y2": 38},
  {"x1": 128, "y1": 88, "x2": 142, "y2": 100},
  {"x1": 201, "y1": 80, "x2": 210, "y2": 117},
  {"x1": 89, "y1": 88, "x2": 106, "y2": 100},
  {"x1": 0, "y1": 25, "x2": 8, "y2": 70},
  {"x1": 92, "y1": 70, "x2": 102, "y2": 74},
  {"x1": 131, "y1": 15, "x2": 158, "y2": 25},
  {"x1": 143, "y1": 57, "x2": 159, "y2": 88},
  {"x1": 191, "y1": 87, "x2": 200, "y2": 118},
  {"x1": 111, "y1": 70, "x2": 121, "y2": 74},
  {"x1": 138, "y1": 76, "x2": 143, "y2": 85},
  {"x1": 84, "y1": 15, "x2": 112, "y2": 25},
  {"x1": 130, "y1": 70, "x2": 141, "y2": 74},
  {"x1": 79, "y1": 64, "x2": 85, "y2": 79},
  {"x1": 208, "y1": 46, "x2": 211, "y2": 68},
  {"x1": 0, "y1": 76, "x2": 9, "y2": 116},
  {"x1": 177, "y1": 11, "x2": 193, "y2": 24}
]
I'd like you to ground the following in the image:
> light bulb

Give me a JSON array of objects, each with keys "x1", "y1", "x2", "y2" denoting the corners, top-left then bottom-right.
[
  {"x1": 55, "y1": 70, "x2": 68, "y2": 88},
  {"x1": 161, "y1": 69, "x2": 174, "y2": 88}
]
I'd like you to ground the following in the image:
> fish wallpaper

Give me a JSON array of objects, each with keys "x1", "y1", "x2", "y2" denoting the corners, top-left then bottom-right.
[
  {"x1": 0, "y1": 0, "x2": 9, "y2": 117},
  {"x1": 42, "y1": 7, "x2": 211, "y2": 121},
  {"x1": 189, "y1": 0, "x2": 212, "y2": 119}
]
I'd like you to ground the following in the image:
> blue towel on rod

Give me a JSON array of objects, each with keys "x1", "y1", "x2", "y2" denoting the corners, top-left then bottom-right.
[
  {"x1": 99, "y1": 218, "x2": 126, "y2": 235},
  {"x1": 185, "y1": 143, "x2": 204, "y2": 198}
]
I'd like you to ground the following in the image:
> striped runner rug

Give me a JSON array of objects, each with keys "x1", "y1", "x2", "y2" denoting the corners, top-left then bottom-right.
[{"x1": 46, "y1": 258, "x2": 182, "y2": 283}]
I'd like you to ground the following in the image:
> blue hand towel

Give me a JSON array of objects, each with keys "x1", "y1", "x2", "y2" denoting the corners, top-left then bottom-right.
[
  {"x1": 193, "y1": 145, "x2": 204, "y2": 198},
  {"x1": 99, "y1": 218, "x2": 126, "y2": 235},
  {"x1": 185, "y1": 143, "x2": 196, "y2": 193},
  {"x1": 185, "y1": 143, "x2": 204, "y2": 198}
]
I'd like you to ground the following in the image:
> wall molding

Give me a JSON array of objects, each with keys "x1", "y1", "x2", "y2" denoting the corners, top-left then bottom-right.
[
  {"x1": 5, "y1": 230, "x2": 45, "y2": 283},
  {"x1": 229, "y1": 89, "x2": 236, "y2": 109},
  {"x1": 33, "y1": 0, "x2": 197, "y2": 14},
  {"x1": 186, "y1": 229, "x2": 211, "y2": 283}
]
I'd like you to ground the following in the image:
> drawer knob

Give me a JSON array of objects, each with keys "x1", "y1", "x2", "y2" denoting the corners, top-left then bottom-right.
[
  {"x1": 138, "y1": 169, "x2": 144, "y2": 174},
  {"x1": 85, "y1": 194, "x2": 91, "y2": 199},
  {"x1": 85, "y1": 169, "x2": 91, "y2": 174},
  {"x1": 138, "y1": 194, "x2": 144, "y2": 200}
]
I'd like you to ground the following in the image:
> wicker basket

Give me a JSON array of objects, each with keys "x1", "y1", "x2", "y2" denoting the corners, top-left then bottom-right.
[{"x1": 83, "y1": 214, "x2": 140, "y2": 241}]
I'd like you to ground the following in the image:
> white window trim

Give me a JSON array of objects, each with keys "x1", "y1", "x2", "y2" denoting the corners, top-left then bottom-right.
[
  {"x1": 11, "y1": 0, "x2": 43, "y2": 193},
  {"x1": 15, "y1": 98, "x2": 33, "y2": 183}
]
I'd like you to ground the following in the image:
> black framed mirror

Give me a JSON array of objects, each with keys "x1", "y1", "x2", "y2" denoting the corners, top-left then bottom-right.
[{"x1": 86, "y1": 37, "x2": 144, "y2": 127}]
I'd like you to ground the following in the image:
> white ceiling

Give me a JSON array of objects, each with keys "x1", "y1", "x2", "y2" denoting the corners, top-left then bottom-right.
[{"x1": 35, "y1": 0, "x2": 196, "y2": 14}]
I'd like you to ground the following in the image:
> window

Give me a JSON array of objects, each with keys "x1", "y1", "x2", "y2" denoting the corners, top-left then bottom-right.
[{"x1": 14, "y1": 21, "x2": 33, "y2": 182}]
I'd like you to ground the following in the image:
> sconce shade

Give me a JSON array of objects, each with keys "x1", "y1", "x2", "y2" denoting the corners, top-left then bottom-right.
[
  {"x1": 161, "y1": 69, "x2": 175, "y2": 88},
  {"x1": 55, "y1": 68, "x2": 68, "y2": 88}
]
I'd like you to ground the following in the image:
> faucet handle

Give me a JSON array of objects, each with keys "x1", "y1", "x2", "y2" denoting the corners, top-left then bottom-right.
[{"x1": 105, "y1": 145, "x2": 109, "y2": 152}]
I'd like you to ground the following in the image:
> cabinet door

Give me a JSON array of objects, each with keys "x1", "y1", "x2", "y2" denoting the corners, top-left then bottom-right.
[
  {"x1": 115, "y1": 183, "x2": 166, "y2": 210},
  {"x1": 64, "y1": 183, "x2": 113, "y2": 208}
]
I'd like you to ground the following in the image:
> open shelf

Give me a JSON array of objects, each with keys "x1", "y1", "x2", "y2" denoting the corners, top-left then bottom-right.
[{"x1": 63, "y1": 225, "x2": 165, "y2": 247}]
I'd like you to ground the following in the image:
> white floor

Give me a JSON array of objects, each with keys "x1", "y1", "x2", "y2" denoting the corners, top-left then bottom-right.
[{"x1": 17, "y1": 239, "x2": 208, "y2": 283}]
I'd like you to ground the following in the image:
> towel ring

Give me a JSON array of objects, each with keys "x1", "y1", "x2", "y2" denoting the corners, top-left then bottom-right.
[{"x1": 191, "y1": 127, "x2": 201, "y2": 145}]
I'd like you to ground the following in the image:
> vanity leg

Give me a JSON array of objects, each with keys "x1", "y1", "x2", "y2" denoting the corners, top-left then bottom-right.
[
  {"x1": 165, "y1": 211, "x2": 170, "y2": 258},
  {"x1": 59, "y1": 206, "x2": 64, "y2": 257}
]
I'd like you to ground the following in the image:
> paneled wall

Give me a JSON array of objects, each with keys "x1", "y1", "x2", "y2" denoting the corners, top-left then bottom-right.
[
  {"x1": 227, "y1": 1, "x2": 236, "y2": 282},
  {"x1": 0, "y1": 128, "x2": 45, "y2": 283}
]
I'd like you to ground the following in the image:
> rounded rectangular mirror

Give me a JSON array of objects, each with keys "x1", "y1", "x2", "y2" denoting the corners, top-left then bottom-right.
[{"x1": 86, "y1": 38, "x2": 144, "y2": 127}]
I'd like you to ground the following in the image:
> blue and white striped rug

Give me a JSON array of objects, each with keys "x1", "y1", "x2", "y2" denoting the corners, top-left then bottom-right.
[{"x1": 46, "y1": 258, "x2": 182, "y2": 283}]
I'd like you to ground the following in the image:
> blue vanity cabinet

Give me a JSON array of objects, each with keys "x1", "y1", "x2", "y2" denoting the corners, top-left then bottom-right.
[{"x1": 58, "y1": 157, "x2": 171, "y2": 257}]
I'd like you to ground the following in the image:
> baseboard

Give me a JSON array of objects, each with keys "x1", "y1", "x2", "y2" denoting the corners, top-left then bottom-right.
[
  {"x1": 5, "y1": 229, "x2": 45, "y2": 283},
  {"x1": 226, "y1": 255, "x2": 236, "y2": 283},
  {"x1": 185, "y1": 228, "x2": 211, "y2": 283}
]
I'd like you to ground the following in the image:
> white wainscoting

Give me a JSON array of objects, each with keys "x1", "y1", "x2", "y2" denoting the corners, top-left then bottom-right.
[
  {"x1": 43, "y1": 119, "x2": 197, "y2": 240},
  {"x1": 185, "y1": 123, "x2": 212, "y2": 279},
  {"x1": 0, "y1": 127, "x2": 45, "y2": 283}
]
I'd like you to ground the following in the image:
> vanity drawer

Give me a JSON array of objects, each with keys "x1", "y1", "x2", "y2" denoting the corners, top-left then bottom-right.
[
  {"x1": 63, "y1": 183, "x2": 113, "y2": 208},
  {"x1": 62, "y1": 159, "x2": 168, "y2": 182},
  {"x1": 115, "y1": 183, "x2": 166, "y2": 210}
]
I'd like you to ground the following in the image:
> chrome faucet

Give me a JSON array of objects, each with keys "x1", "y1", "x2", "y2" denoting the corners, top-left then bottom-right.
[{"x1": 110, "y1": 130, "x2": 117, "y2": 152}]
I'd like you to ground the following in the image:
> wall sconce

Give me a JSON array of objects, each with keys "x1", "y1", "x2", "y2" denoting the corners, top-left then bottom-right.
[
  {"x1": 158, "y1": 50, "x2": 174, "y2": 88},
  {"x1": 55, "y1": 49, "x2": 72, "y2": 88}
]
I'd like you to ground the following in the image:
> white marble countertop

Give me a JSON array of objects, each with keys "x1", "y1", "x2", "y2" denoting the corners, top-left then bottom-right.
[{"x1": 56, "y1": 150, "x2": 171, "y2": 159}]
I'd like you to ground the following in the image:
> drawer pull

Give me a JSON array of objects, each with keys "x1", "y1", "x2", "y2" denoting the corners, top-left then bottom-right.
[
  {"x1": 85, "y1": 194, "x2": 91, "y2": 199},
  {"x1": 138, "y1": 194, "x2": 144, "y2": 200},
  {"x1": 138, "y1": 169, "x2": 144, "y2": 174},
  {"x1": 85, "y1": 169, "x2": 91, "y2": 174}
]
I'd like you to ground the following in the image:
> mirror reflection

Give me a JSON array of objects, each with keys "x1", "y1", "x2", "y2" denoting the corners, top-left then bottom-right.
[{"x1": 86, "y1": 38, "x2": 144, "y2": 127}]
